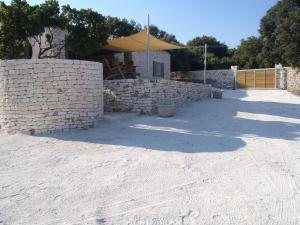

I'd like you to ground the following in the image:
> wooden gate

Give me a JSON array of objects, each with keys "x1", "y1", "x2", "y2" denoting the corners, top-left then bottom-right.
[{"x1": 236, "y1": 69, "x2": 276, "y2": 89}]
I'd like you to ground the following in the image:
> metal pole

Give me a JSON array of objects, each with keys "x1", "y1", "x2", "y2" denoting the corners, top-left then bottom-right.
[
  {"x1": 254, "y1": 69, "x2": 256, "y2": 89},
  {"x1": 234, "y1": 70, "x2": 237, "y2": 90},
  {"x1": 204, "y1": 43, "x2": 207, "y2": 84},
  {"x1": 146, "y1": 14, "x2": 150, "y2": 78}
]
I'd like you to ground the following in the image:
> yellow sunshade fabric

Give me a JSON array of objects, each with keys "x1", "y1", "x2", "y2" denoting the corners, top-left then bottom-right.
[{"x1": 103, "y1": 29, "x2": 185, "y2": 52}]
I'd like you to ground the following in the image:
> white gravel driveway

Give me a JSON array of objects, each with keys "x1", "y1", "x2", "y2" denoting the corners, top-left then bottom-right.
[{"x1": 1, "y1": 90, "x2": 300, "y2": 225}]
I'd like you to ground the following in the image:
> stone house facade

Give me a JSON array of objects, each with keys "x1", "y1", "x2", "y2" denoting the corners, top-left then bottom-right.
[
  {"x1": 29, "y1": 28, "x2": 171, "y2": 80},
  {"x1": 114, "y1": 51, "x2": 171, "y2": 80},
  {"x1": 29, "y1": 27, "x2": 67, "y2": 59}
]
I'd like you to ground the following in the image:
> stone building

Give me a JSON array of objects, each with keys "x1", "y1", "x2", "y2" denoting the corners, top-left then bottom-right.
[
  {"x1": 28, "y1": 27, "x2": 67, "y2": 59},
  {"x1": 114, "y1": 51, "x2": 171, "y2": 80},
  {"x1": 28, "y1": 28, "x2": 172, "y2": 80}
]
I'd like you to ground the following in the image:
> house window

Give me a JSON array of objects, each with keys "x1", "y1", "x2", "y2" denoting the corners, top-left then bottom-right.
[{"x1": 153, "y1": 61, "x2": 164, "y2": 78}]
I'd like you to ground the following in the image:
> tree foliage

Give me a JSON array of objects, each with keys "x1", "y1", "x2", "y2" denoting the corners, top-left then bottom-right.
[
  {"x1": 0, "y1": 0, "x2": 31, "y2": 58},
  {"x1": 187, "y1": 36, "x2": 229, "y2": 58},
  {"x1": 106, "y1": 16, "x2": 141, "y2": 37},
  {"x1": 61, "y1": 5, "x2": 108, "y2": 56},
  {"x1": 149, "y1": 25, "x2": 179, "y2": 44},
  {"x1": 174, "y1": 36, "x2": 234, "y2": 71},
  {"x1": 28, "y1": 1, "x2": 65, "y2": 58},
  {"x1": 233, "y1": 36, "x2": 263, "y2": 69},
  {"x1": 260, "y1": 0, "x2": 300, "y2": 68},
  {"x1": 0, "y1": 0, "x2": 233, "y2": 70},
  {"x1": 29, "y1": 0, "x2": 63, "y2": 35},
  {"x1": 4, "y1": 0, "x2": 299, "y2": 71},
  {"x1": 170, "y1": 49, "x2": 192, "y2": 71},
  {"x1": 0, "y1": 0, "x2": 63, "y2": 59}
]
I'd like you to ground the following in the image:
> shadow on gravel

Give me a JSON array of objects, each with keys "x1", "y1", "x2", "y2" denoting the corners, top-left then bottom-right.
[{"x1": 38, "y1": 90, "x2": 300, "y2": 153}]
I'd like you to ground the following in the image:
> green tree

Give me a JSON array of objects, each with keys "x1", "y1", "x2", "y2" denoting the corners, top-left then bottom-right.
[
  {"x1": 62, "y1": 5, "x2": 108, "y2": 56},
  {"x1": 187, "y1": 36, "x2": 229, "y2": 58},
  {"x1": 180, "y1": 36, "x2": 232, "y2": 71},
  {"x1": 234, "y1": 36, "x2": 263, "y2": 69},
  {"x1": 276, "y1": 9, "x2": 300, "y2": 67},
  {"x1": 149, "y1": 25, "x2": 179, "y2": 44},
  {"x1": 28, "y1": 0, "x2": 65, "y2": 58},
  {"x1": 0, "y1": 0, "x2": 63, "y2": 59},
  {"x1": 148, "y1": 25, "x2": 188, "y2": 71},
  {"x1": 28, "y1": 0, "x2": 63, "y2": 35},
  {"x1": 260, "y1": 0, "x2": 300, "y2": 68},
  {"x1": 170, "y1": 49, "x2": 192, "y2": 71},
  {"x1": 106, "y1": 16, "x2": 141, "y2": 37},
  {"x1": 0, "y1": 0, "x2": 31, "y2": 59}
]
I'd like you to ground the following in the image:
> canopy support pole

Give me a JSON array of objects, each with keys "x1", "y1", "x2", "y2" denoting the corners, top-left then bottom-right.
[
  {"x1": 204, "y1": 43, "x2": 207, "y2": 84},
  {"x1": 147, "y1": 14, "x2": 150, "y2": 78}
]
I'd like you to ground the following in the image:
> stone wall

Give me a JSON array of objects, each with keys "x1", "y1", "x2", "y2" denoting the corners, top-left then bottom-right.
[
  {"x1": 274, "y1": 65, "x2": 300, "y2": 92},
  {"x1": 275, "y1": 64, "x2": 287, "y2": 89},
  {"x1": 104, "y1": 79, "x2": 212, "y2": 114},
  {"x1": 287, "y1": 67, "x2": 300, "y2": 92},
  {"x1": 171, "y1": 69, "x2": 235, "y2": 89},
  {"x1": 0, "y1": 59, "x2": 103, "y2": 134}
]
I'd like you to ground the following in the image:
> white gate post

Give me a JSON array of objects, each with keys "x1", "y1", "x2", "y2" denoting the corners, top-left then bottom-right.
[{"x1": 231, "y1": 66, "x2": 238, "y2": 90}]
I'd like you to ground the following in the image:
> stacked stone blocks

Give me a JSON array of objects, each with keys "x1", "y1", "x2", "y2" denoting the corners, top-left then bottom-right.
[
  {"x1": 104, "y1": 79, "x2": 212, "y2": 114},
  {"x1": 0, "y1": 59, "x2": 103, "y2": 134},
  {"x1": 274, "y1": 65, "x2": 300, "y2": 92},
  {"x1": 171, "y1": 70, "x2": 235, "y2": 89},
  {"x1": 286, "y1": 68, "x2": 300, "y2": 92}
]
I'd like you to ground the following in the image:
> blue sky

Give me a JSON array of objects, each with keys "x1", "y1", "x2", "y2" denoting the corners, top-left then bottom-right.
[{"x1": 4, "y1": 0, "x2": 277, "y2": 48}]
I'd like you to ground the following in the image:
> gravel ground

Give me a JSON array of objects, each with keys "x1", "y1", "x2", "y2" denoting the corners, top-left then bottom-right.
[{"x1": 1, "y1": 90, "x2": 300, "y2": 225}]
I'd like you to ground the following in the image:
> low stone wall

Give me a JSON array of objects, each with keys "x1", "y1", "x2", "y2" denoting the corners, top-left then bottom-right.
[
  {"x1": 287, "y1": 67, "x2": 300, "y2": 92},
  {"x1": 274, "y1": 65, "x2": 300, "y2": 92},
  {"x1": 0, "y1": 59, "x2": 103, "y2": 134},
  {"x1": 104, "y1": 79, "x2": 212, "y2": 114},
  {"x1": 171, "y1": 69, "x2": 235, "y2": 89}
]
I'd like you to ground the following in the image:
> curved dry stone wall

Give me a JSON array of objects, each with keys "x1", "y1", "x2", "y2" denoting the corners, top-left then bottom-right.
[
  {"x1": 104, "y1": 79, "x2": 212, "y2": 114},
  {"x1": 0, "y1": 59, "x2": 103, "y2": 134}
]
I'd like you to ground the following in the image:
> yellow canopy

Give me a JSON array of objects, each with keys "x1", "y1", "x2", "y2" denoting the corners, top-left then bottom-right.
[{"x1": 103, "y1": 29, "x2": 185, "y2": 52}]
